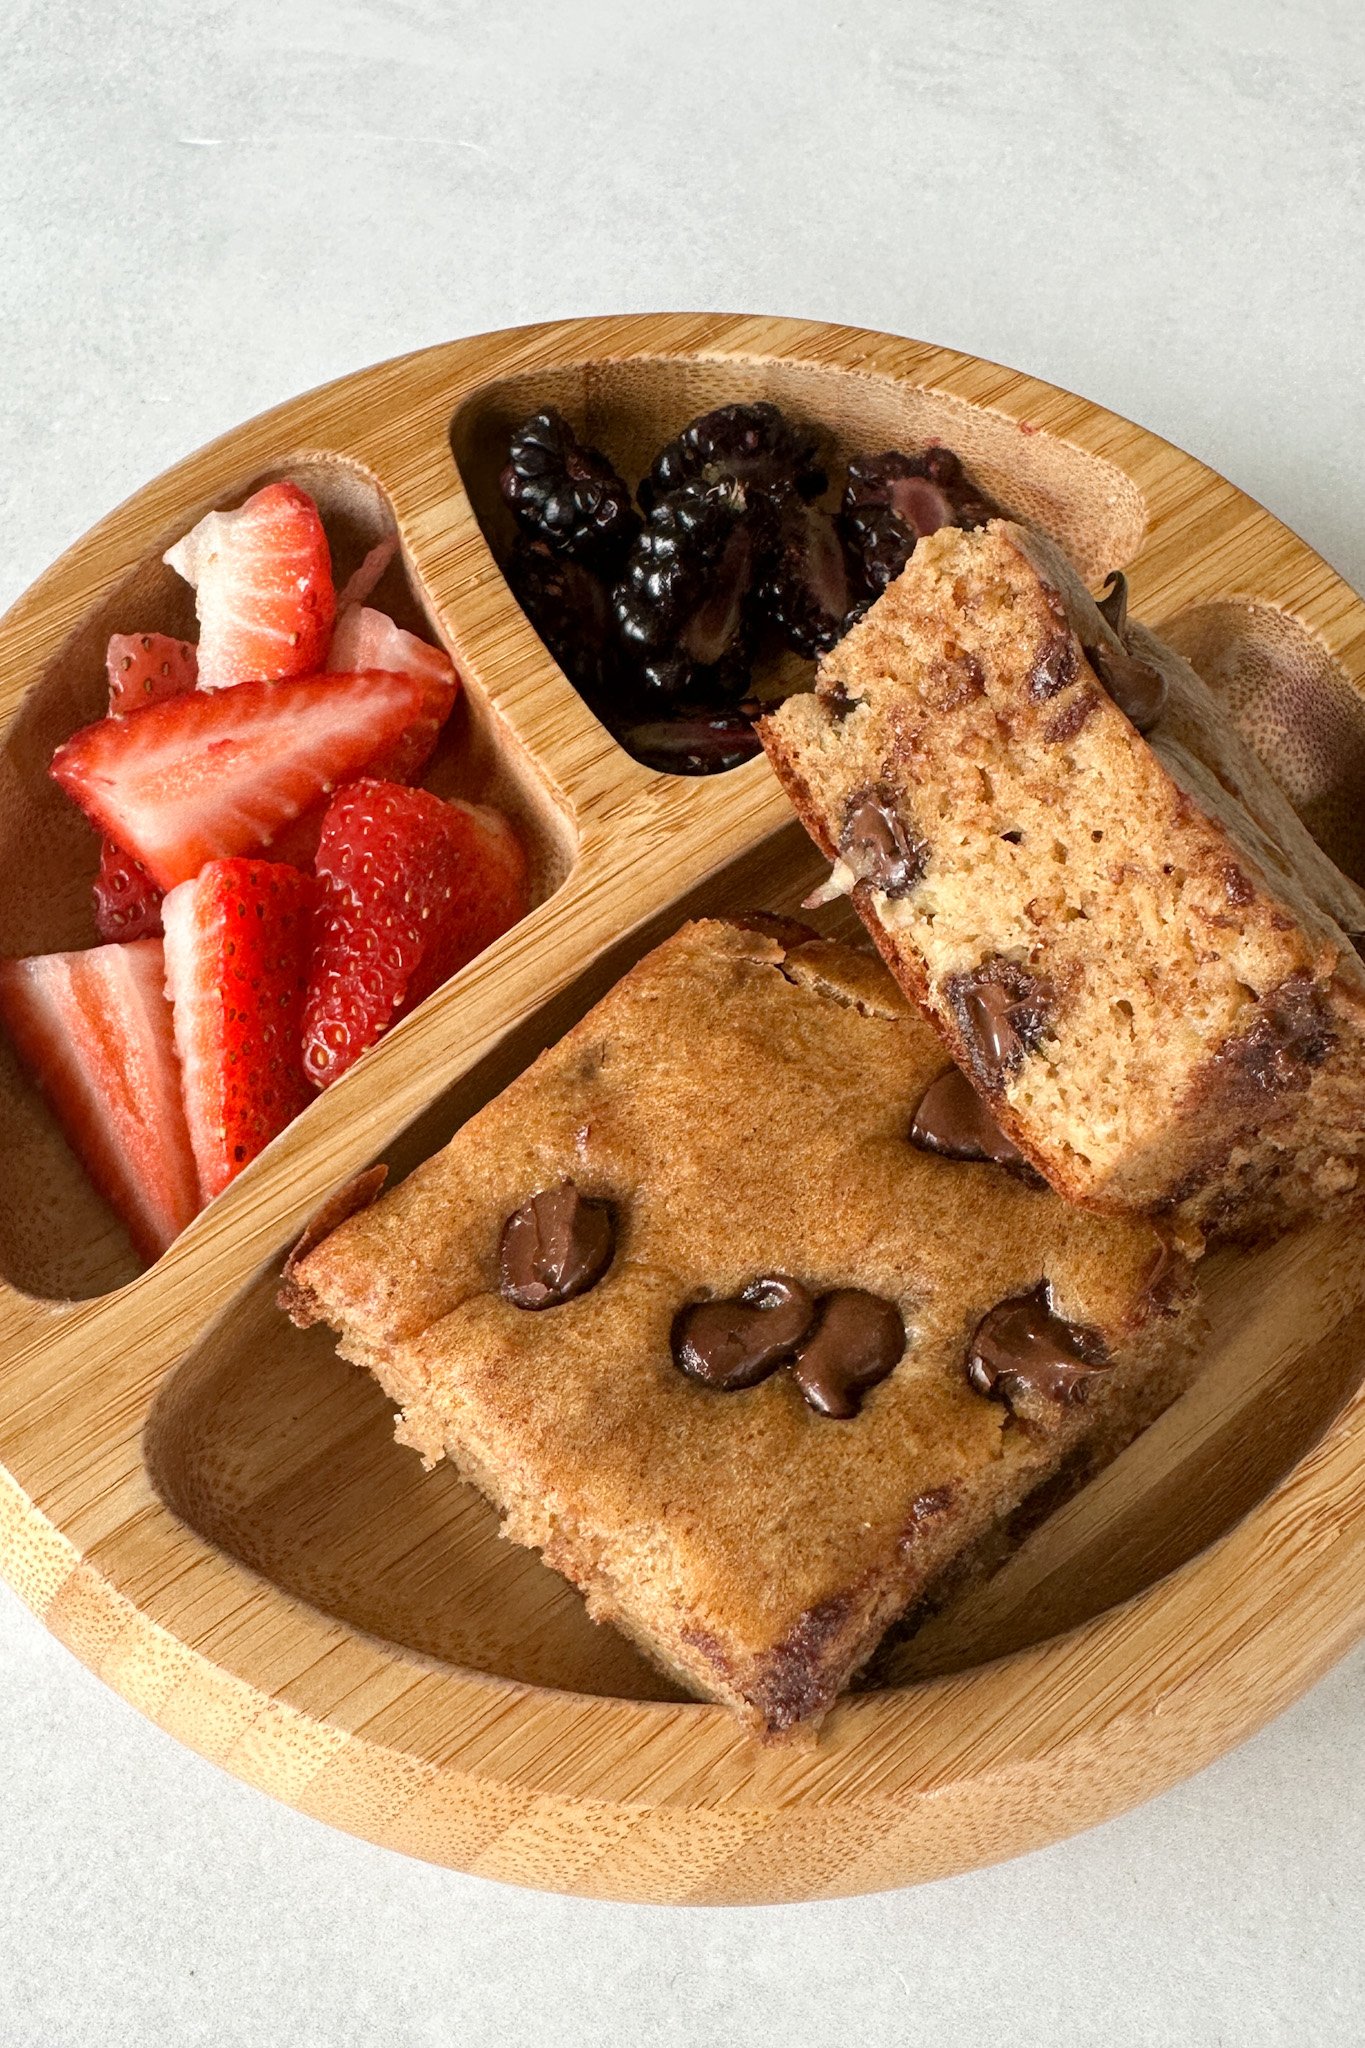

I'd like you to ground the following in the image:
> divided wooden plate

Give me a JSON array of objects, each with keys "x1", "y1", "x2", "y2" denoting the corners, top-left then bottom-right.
[{"x1": 1, "y1": 314, "x2": 1364, "y2": 1906}]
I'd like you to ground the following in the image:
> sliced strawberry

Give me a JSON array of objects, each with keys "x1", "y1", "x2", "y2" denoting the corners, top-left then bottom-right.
[
  {"x1": 261, "y1": 804, "x2": 326, "y2": 870},
  {"x1": 335, "y1": 535, "x2": 398, "y2": 614},
  {"x1": 51, "y1": 670, "x2": 427, "y2": 892},
  {"x1": 98, "y1": 632, "x2": 199, "y2": 928},
  {"x1": 106, "y1": 631, "x2": 198, "y2": 714},
  {"x1": 164, "y1": 481, "x2": 335, "y2": 690},
  {"x1": 0, "y1": 938, "x2": 200, "y2": 1259},
  {"x1": 326, "y1": 605, "x2": 460, "y2": 784},
  {"x1": 303, "y1": 780, "x2": 529, "y2": 1088},
  {"x1": 162, "y1": 859, "x2": 316, "y2": 1200},
  {"x1": 93, "y1": 840, "x2": 165, "y2": 942},
  {"x1": 326, "y1": 604, "x2": 453, "y2": 687}
]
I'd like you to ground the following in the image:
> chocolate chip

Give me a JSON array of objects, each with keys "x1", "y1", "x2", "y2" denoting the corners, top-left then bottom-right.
[
  {"x1": 909, "y1": 1067, "x2": 1046, "y2": 1186},
  {"x1": 1096, "y1": 569, "x2": 1128, "y2": 637},
  {"x1": 1043, "y1": 687, "x2": 1099, "y2": 745},
  {"x1": 1351, "y1": 933, "x2": 1365, "y2": 961},
  {"x1": 966, "y1": 1285, "x2": 1109, "y2": 1407},
  {"x1": 672, "y1": 1275, "x2": 816, "y2": 1390},
  {"x1": 1027, "y1": 631, "x2": 1078, "y2": 702},
  {"x1": 1226, "y1": 976, "x2": 1334, "y2": 1092},
  {"x1": 1085, "y1": 641, "x2": 1167, "y2": 735},
  {"x1": 839, "y1": 791, "x2": 925, "y2": 897},
  {"x1": 945, "y1": 961, "x2": 1052, "y2": 1085},
  {"x1": 791, "y1": 1289, "x2": 905, "y2": 1418},
  {"x1": 1222, "y1": 863, "x2": 1255, "y2": 907},
  {"x1": 499, "y1": 1182, "x2": 615, "y2": 1309}
]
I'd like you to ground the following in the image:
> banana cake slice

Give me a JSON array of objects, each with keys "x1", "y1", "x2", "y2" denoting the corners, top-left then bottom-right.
[
  {"x1": 282, "y1": 919, "x2": 1198, "y2": 1739},
  {"x1": 759, "y1": 521, "x2": 1365, "y2": 1235}
]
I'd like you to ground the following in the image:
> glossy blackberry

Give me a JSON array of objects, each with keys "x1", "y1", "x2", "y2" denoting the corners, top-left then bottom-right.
[
  {"x1": 500, "y1": 409, "x2": 639, "y2": 570},
  {"x1": 758, "y1": 499, "x2": 855, "y2": 657},
  {"x1": 640, "y1": 403, "x2": 825, "y2": 512},
  {"x1": 622, "y1": 704, "x2": 763, "y2": 775},
  {"x1": 614, "y1": 479, "x2": 765, "y2": 701},
  {"x1": 508, "y1": 539, "x2": 620, "y2": 709},
  {"x1": 841, "y1": 448, "x2": 1000, "y2": 598},
  {"x1": 634, "y1": 642, "x2": 754, "y2": 704}
]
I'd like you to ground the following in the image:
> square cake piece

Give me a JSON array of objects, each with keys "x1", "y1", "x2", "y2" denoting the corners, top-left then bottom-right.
[
  {"x1": 760, "y1": 521, "x2": 1365, "y2": 1236},
  {"x1": 282, "y1": 919, "x2": 1198, "y2": 1738}
]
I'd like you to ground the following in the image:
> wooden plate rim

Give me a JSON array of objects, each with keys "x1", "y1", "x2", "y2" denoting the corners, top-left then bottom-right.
[{"x1": 0, "y1": 312, "x2": 1362, "y2": 1897}]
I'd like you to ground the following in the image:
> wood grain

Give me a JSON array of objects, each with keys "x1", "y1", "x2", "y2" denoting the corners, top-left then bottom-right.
[{"x1": 0, "y1": 314, "x2": 1363, "y2": 1904}]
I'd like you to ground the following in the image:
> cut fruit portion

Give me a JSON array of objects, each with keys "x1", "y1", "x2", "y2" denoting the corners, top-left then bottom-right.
[
  {"x1": 334, "y1": 536, "x2": 398, "y2": 614},
  {"x1": 326, "y1": 604, "x2": 455, "y2": 687},
  {"x1": 164, "y1": 480, "x2": 335, "y2": 690},
  {"x1": 105, "y1": 632, "x2": 198, "y2": 714},
  {"x1": 326, "y1": 606, "x2": 460, "y2": 785},
  {"x1": 162, "y1": 859, "x2": 316, "y2": 1200},
  {"x1": 0, "y1": 938, "x2": 200, "y2": 1260},
  {"x1": 100, "y1": 633, "x2": 199, "y2": 929},
  {"x1": 51, "y1": 669, "x2": 427, "y2": 891},
  {"x1": 303, "y1": 780, "x2": 530, "y2": 1088},
  {"x1": 93, "y1": 840, "x2": 165, "y2": 943}
]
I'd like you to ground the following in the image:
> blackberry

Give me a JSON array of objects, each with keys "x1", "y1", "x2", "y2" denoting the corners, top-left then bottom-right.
[
  {"x1": 614, "y1": 479, "x2": 765, "y2": 703},
  {"x1": 841, "y1": 447, "x2": 1000, "y2": 598},
  {"x1": 500, "y1": 409, "x2": 639, "y2": 571},
  {"x1": 758, "y1": 498, "x2": 855, "y2": 657},
  {"x1": 635, "y1": 642, "x2": 753, "y2": 704},
  {"x1": 622, "y1": 705, "x2": 763, "y2": 776},
  {"x1": 507, "y1": 539, "x2": 620, "y2": 709},
  {"x1": 640, "y1": 402, "x2": 825, "y2": 512}
]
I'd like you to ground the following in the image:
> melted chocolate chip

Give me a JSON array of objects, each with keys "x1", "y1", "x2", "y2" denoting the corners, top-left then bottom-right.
[
  {"x1": 966, "y1": 1285, "x2": 1109, "y2": 1407},
  {"x1": 839, "y1": 792, "x2": 925, "y2": 898},
  {"x1": 1028, "y1": 631, "x2": 1079, "y2": 702},
  {"x1": 499, "y1": 1183, "x2": 615, "y2": 1309},
  {"x1": 791, "y1": 1289, "x2": 905, "y2": 1419},
  {"x1": 946, "y1": 961, "x2": 1052, "y2": 1085},
  {"x1": 1219, "y1": 860, "x2": 1252, "y2": 909},
  {"x1": 1096, "y1": 569, "x2": 1128, "y2": 637},
  {"x1": 909, "y1": 1067, "x2": 1046, "y2": 1185},
  {"x1": 672, "y1": 1275, "x2": 816, "y2": 1390},
  {"x1": 1085, "y1": 641, "x2": 1168, "y2": 735},
  {"x1": 1043, "y1": 688, "x2": 1099, "y2": 745},
  {"x1": 1227, "y1": 977, "x2": 1334, "y2": 1092}
]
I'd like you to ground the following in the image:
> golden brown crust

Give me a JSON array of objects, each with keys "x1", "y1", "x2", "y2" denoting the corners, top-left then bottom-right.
[
  {"x1": 760, "y1": 522, "x2": 1365, "y2": 1232},
  {"x1": 284, "y1": 919, "x2": 1200, "y2": 1737},
  {"x1": 280, "y1": 1166, "x2": 389, "y2": 1322}
]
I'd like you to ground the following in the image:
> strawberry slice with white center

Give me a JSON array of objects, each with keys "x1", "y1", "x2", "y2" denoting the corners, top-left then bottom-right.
[
  {"x1": 303, "y1": 780, "x2": 529, "y2": 1088},
  {"x1": 95, "y1": 631, "x2": 202, "y2": 936},
  {"x1": 0, "y1": 938, "x2": 200, "y2": 1260},
  {"x1": 326, "y1": 605, "x2": 460, "y2": 785},
  {"x1": 162, "y1": 859, "x2": 316, "y2": 1199},
  {"x1": 326, "y1": 605, "x2": 453, "y2": 687},
  {"x1": 164, "y1": 481, "x2": 336, "y2": 690},
  {"x1": 51, "y1": 669, "x2": 427, "y2": 892},
  {"x1": 105, "y1": 631, "x2": 198, "y2": 713}
]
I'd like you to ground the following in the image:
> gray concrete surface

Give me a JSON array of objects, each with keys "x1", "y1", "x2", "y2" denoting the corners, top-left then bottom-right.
[{"x1": 1, "y1": 2, "x2": 1363, "y2": 2042}]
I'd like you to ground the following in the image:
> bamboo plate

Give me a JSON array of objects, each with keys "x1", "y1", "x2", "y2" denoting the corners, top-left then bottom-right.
[{"x1": 2, "y1": 314, "x2": 1364, "y2": 1907}]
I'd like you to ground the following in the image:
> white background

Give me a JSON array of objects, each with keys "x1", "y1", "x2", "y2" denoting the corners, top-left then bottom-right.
[{"x1": 2, "y1": 2, "x2": 1364, "y2": 2042}]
